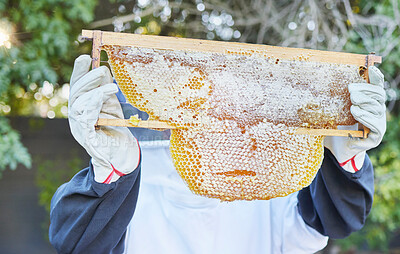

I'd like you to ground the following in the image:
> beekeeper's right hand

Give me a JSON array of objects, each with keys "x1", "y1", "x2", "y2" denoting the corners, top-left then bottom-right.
[{"x1": 68, "y1": 55, "x2": 140, "y2": 184}]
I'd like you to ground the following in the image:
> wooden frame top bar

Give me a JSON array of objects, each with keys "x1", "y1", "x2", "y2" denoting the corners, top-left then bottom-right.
[{"x1": 82, "y1": 30, "x2": 382, "y2": 66}]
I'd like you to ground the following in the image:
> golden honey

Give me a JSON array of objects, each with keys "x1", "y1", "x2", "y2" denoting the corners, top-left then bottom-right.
[{"x1": 104, "y1": 45, "x2": 364, "y2": 201}]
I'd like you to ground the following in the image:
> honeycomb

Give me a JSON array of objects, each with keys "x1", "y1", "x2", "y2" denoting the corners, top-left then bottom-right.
[{"x1": 104, "y1": 45, "x2": 364, "y2": 201}]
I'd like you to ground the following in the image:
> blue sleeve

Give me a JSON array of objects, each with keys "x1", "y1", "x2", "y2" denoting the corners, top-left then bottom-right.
[
  {"x1": 297, "y1": 148, "x2": 374, "y2": 239},
  {"x1": 49, "y1": 161, "x2": 141, "y2": 253}
]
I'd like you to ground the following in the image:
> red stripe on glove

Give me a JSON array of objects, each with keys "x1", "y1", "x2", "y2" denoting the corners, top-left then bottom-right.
[
  {"x1": 102, "y1": 139, "x2": 141, "y2": 184},
  {"x1": 102, "y1": 163, "x2": 127, "y2": 184},
  {"x1": 339, "y1": 155, "x2": 359, "y2": 172}
]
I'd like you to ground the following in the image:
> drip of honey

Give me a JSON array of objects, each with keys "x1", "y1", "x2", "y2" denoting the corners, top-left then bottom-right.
[{"x1": 104, "y1": 45, "x2": 364, "y2": 201}]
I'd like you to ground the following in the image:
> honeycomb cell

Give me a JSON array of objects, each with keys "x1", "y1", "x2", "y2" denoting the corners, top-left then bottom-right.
[{"x1": 103, "y1": 45, "x2": 364, "y2": 201}]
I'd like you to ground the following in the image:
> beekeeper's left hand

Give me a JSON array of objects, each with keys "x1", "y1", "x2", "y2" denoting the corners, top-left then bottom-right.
[{"x1": 324, "y1": 66, "x2": 386, "y2": 173}]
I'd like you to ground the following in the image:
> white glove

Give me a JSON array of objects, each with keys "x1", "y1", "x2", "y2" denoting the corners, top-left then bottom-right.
[
  {"x1": 324, "y1": 66, "x2": 386, "y2": 173},
  {"x1": 68, "y1": 55, "x2": 140, "y2": 183}
]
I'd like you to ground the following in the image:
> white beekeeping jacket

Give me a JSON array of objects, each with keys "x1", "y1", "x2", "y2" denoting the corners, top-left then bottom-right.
[{"x1": 123, "y1": 141, "x2": 328, "y2": 254}]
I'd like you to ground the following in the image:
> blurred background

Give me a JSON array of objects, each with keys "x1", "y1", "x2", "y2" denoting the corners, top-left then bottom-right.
[{"x1": 0, "y1": 0, "x2": 399, "y2": 253}]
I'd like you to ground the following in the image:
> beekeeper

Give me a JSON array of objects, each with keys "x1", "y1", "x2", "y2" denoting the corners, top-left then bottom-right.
[{"x1": 49, "y1": 55, "x2": 385, "y2": 253}]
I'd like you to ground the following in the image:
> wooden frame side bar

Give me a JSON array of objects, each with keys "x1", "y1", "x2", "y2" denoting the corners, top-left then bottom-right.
[{"x1": 89, "y1": 30, "x2": 102, "y2": 69}]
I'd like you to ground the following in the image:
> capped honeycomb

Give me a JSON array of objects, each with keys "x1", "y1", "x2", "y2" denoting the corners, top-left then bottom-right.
[{"x1": 104, "y1": 45, "x2": 364, "y2": 201}]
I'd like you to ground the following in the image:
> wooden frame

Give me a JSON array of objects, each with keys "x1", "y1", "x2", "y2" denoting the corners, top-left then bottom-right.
[{"x1": 82, "y1": 29, "x2": 382, "y2": 138}]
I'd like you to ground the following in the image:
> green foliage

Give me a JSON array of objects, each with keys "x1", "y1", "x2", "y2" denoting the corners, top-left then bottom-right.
[
  {"x1": 35, "y1": 152, "x2": 84, "y2": 241},
  {"x1": 36, "y1": 153, "x2": 83, "y2": 214},
  {"x1": 337, "y1": 113, "x2": 400, "y2": 251},
  {"x1": 0, "y1": 0, "x2": 97, "y2": 175},
  {"x1": 335, "y1": 0, "x2": 400, "y2": 250},
  {"x1": 0, "y1": 117, "x2": 31, "y2": 174},
  {"x1": 1, "y1": 0, "x2": 97, "y2": 96}
]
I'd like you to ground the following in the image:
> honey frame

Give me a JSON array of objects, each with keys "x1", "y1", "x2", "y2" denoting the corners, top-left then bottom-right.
[{"x1": 82, "y1": 29, "x2": 382, "y2": 138}]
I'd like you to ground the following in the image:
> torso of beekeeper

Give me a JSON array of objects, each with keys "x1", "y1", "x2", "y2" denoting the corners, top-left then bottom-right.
[{"x1": 49, "y1": 55, "x2": 386, "y2": 254}]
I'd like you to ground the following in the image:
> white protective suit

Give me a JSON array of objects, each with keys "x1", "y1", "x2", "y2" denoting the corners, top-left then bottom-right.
[{"x1": 124, "y1": 141, "x2": 328, "y2": 254}]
